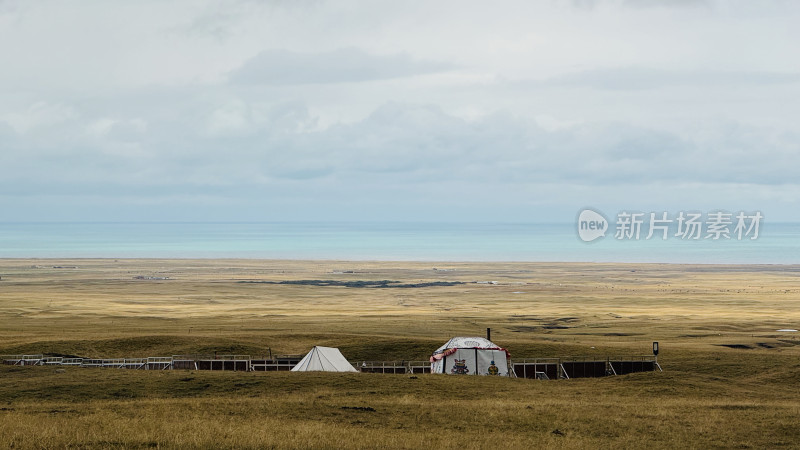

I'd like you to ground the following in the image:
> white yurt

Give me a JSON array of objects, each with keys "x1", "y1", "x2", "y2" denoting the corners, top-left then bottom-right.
[
  {"x1": 429, "y1": 336, "x2": 510, "y2": 376},
  {"x1": 291, "y1": 346, "x2": 358, "y2": 372}
]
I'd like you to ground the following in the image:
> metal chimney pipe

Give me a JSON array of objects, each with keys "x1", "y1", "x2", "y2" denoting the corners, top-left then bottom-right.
[{"x1": 486, "y1": 328, "x2": 491, "y2": 341}]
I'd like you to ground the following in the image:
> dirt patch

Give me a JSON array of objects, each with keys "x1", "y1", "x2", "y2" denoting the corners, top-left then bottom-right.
[
  {"x1": 239, "y1": 280, "x2": 463, "y2": 288},
  {"x1": 510, "y1": 326, "x2": 539, "y2": 333},
  {"x1": 341, "y1": 406, "x2": 376, "y2": 412}
]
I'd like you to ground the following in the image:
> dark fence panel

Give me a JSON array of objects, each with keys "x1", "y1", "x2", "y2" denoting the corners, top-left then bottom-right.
[
  {"x1": 610, "y1": 360, "x2": 655, "y2": 375},
  {"x1": 359, "y1": 366, "x2": 406, "y2": 374},
  {"x1": 561, "y1": 361, "x2": 607, "y2": 378},
  {"x1": 513, "y1": 363, "x2": 558, "y2": 380}
]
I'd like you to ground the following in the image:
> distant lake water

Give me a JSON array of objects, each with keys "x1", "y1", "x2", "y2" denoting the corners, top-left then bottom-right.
[{"x1": 0, "y1": 222, "x2": 798, "y2": 264}]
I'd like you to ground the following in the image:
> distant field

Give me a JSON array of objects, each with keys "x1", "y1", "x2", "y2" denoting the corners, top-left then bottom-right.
[{"x1": 1, "y1": 259, "x2": 800, "y2": 448}]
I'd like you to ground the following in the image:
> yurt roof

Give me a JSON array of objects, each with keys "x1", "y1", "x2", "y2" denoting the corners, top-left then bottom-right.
[{"x1": 433, "y1": 336, "x2": 502, "y2": 353}]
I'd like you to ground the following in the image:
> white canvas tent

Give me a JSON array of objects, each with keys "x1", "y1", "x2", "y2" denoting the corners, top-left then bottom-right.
[
  {"x1": 430, "y1": 337, "x2": 511, "y2": 376},
  {"x1": 291, "y1": 346, "x2": 358, "y2": 372}
]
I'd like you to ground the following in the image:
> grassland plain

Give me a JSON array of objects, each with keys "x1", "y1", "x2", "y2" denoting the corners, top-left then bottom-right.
[{"x1": 1, "y1": 259, "x2": 800, "y2": 448}]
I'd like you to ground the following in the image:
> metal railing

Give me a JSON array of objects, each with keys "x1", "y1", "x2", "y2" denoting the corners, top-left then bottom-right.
[{"x1": 1, "y1": 354, "x2": 659, "y2": 377}]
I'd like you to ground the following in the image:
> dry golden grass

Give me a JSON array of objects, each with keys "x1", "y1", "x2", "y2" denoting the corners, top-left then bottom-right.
[{"x1": 1, "y1": 259, "x2": 800, "y2": 448}]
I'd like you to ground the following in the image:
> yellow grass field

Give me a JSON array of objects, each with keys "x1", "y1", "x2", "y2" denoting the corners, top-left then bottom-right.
[{"x1": 1, "y1": 259, "x2": 800, "y2": 448}]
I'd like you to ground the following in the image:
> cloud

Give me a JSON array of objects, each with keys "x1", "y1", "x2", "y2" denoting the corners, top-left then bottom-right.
[
  {"x1": 621, "y1": 0, "x2": 711, "y2": 9},
  {"x1": 568, "y1": 0, "x2": 711, "y2": 9},
  {"x1": 2, "y1": 102, "x2": 78, "y2": 134},
  {"x1": 1, "y1": 97, "x2": 797, "y2": 221},
  {"x1": 1, "y1": 99, "x2": 796, "y2": 189},
  {"x1": 228, "y1": 47, "x2": 455, "y2": 85},
  {"x1": 172, "y1": 0, "x2": 319, "y2": 41},
  {"x1": 205, "y1": 100, "x2": 253, "y2": 137},
  {"x1": 1, "y1": 1, "x2": 799, "y2": 221},
  {"x1": 532, "y1": 67, "x2": 800, "y2": 90}
]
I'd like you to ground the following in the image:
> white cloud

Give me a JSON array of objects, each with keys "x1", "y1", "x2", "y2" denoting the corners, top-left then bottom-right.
[
  {"x1": 2, "y1": 100, "x2": 795, "y2": 189},
  {"x1": 205, "y1": 100, "x2": 253, "y2": 137},
  {"x1": 538, "y1": 67, "x2": 800, "y2": 90},
  {"x1": 229, "y1": 47, "x2": 455, "y2": 85},
  {"x1": 86, "y1": 118, "x2": 147, "y2": 139},
  {"x1": 0, "y1": 0, "x2": 798, "y2": 221},
  {"x1": 2, "y1": 102, "x2": 77, "y2": 134},
  {"x1": 572, "y1": 0, "x2": 712, "y2": 9}
]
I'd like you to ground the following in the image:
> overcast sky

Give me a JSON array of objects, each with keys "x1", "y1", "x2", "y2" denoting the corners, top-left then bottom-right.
[{"x1": 1, "y1": 0, "x2": 798, "y2": 222}]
